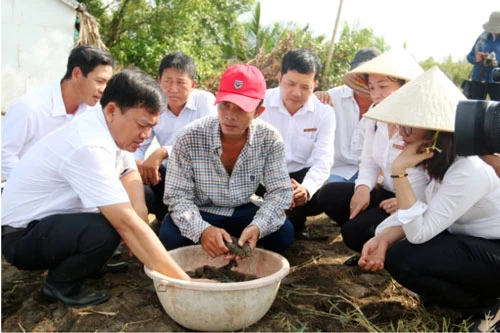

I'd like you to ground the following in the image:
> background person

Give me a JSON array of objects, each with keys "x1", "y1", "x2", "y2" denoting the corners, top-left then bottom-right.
[
  {"x1": 134, "y1": 51, "x2": 216, "y2": 223},
  {"x1": 316, "y1": 47, "x2": 381, "y2": 183},
  {"x1": 159, "y1": 64, "x2": 294, "y2": 257},
  {"x1": 1, "y1": 69, "x2": 191, "y2": 308},
  {"x1": 359, "y1": 66, "x2": 500, "y2": 333},
  {"x1": 466, "y1": 11, "x2": 500, "y2": 101},
  {"x1": 317, "y1": 49, "x2": 429, "y2": 266},
  {"x1": 259, "y1": 49, "x2": 336, "y2": 240}
]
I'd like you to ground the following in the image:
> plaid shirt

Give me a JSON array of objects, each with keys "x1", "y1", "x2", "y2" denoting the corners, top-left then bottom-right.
[{"x1": 164, "y1": 116, "x2": 293, "y2": 243}]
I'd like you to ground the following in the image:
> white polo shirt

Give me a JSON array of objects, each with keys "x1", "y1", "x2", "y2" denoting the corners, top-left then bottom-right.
[
  {"x1": 260, "y1": 87, "x2": 336, "y2": 198},
  {"x1": 134, "y1": 89, "x2": 216, "y2": 165},
  {"x1": 1, "y1": 80, "x2": 97, "y2": 179},
  {"x1": 2, "y1": 108, "x2": 131, "y2": 228},
  {"x1": 327, "y1": 85, "x2": 367, "y2": 179}
]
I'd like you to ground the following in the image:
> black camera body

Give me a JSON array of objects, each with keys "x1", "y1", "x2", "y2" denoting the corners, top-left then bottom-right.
[
  {"x1": 455, "y1": 100, "x2": 500, "y2": 155},
  {"x1": 455, "y1": 67, "x2": 500, "y2": 156}
]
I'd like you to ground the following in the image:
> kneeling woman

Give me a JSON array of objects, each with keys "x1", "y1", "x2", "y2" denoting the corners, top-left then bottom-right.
[{"x1": 359, "y1": 66, "x2": 500, "y2": 332}]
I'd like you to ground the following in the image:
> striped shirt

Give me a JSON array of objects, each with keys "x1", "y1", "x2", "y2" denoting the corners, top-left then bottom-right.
[{"x1": 164, "y1": 116, "x2": 293, "y2": 242}]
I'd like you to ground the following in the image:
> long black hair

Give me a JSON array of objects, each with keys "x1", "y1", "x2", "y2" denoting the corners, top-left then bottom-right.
[{"x1": 419, "y1": 131, "x2": 457, "y2": 181}]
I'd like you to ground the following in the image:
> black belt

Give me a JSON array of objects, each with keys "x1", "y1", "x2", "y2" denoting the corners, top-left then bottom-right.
[{"x1": 1, "y1": 225, "x2": 25, "y2": 236}]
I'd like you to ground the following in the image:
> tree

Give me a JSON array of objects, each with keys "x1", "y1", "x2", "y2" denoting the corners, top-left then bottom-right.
[
  {"x1": 419, "y1": 56, "x2": 472, "y2": 88},
  {"x1": 82, "y1": 0, "x2": 254, "y2": 85}
]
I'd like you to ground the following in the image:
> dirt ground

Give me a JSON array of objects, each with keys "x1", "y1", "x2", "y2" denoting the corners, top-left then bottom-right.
[{"x1": 1, "y1": 214, "x2": 465, "y2": 332}]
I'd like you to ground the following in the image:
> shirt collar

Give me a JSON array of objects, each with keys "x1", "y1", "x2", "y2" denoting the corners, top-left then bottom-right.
[
  {"x1": 269, "y1": 87, "x2": 315, "y2": 115},
  {"x1": 51, "y1": 81, "x2": 67, "y2": 117},
  {"x1": 340, "y1": 85, "x2": 355, "y2": 99},
  {"x1": 95, "y1": 107, "x2": 121, "y2": 152},
  {"x1": 166, "y1": 92, "x2": 197, "y2": 115},
  {"x1": 209, "y1": 117, "x2": 255, "y2": 153},
  {"x1": 52, "y1": 80, "x2": 92, "y2": 117}
]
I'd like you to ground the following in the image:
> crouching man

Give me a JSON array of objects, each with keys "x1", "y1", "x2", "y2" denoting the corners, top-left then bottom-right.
[
  {"x1": 1, "y1": 69, "x2": 191, "y2": 307},
  {"x1": 159, "y1": 64, "x2": 295, "y2": 256}
]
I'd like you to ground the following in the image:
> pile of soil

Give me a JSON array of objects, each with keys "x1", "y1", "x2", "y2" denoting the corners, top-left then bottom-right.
[{"x1": 1, "y1": 214, "x2": 462, "y2": 332}]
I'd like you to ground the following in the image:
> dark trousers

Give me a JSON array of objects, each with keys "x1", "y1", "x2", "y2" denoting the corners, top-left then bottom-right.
[
  {"x1": 385, "y1": 232, "x2": 500, "y2": 315},
  {"x1": 2, "y1": 213, "x2": 120, "y2": 293},
  {"x1": 285, "y1": 168, "x2": 324, "y2": 232},
  {"x1": 144, "y1": 165, "x2": 168, "y2": 221},
  {"x1": 317, "y1": 181, "x2": 393, "y2": 253},
  {"x1": 468, "y1": 80, "x2": 500, "y2": 101},
  {"x1": 159, "y1": 202, "x2": 294, "y2": 254}
]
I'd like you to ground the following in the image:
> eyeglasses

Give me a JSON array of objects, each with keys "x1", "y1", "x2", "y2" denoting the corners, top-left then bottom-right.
[{"x1": 396, "y1": 125, "x2": 413, "y2": 136}]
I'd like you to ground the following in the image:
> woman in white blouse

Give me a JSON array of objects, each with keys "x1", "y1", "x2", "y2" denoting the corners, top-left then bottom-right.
[
  {"x1": 360, "y1": 67, "x2": 500, "y2": 332},
  {"x1": 317, "y1": 49, "x2": 428, "y2": 265}
]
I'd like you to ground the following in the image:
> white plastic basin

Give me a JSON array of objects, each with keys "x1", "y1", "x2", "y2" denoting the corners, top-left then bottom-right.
[{"x1": 144, "y1": 245, "x2": 290, "y2": 331}]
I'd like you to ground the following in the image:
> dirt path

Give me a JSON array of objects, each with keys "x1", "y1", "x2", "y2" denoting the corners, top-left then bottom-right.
[{"x1": 1, "y1": 214, "x2": 463, "y2": 332}]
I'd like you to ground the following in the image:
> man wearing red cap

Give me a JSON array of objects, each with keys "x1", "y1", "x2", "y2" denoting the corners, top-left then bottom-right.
[{"x1": 158, "y1": 64, "x2": 294, "y2": 257}]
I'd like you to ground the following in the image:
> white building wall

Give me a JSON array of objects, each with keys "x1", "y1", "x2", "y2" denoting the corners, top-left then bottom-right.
[{"x1": 2, "y1": 0, "x2": 78, "y2": 112}]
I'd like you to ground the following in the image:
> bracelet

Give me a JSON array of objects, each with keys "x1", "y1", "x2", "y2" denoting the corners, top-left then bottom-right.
[{"x1": 390, "y1": 173, "x2": 408, "y2": 178}]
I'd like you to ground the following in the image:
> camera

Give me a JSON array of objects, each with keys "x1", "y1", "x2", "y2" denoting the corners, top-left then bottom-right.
[
  {"x1": 484, "y1": 52, "x2": 498, "y2": 67},
  {"x1": 455, "y1": 68, "x2": 500, "y2": 156},
  {"x1": 455, "y1": 100, "x2": 500, "y2": 155}
]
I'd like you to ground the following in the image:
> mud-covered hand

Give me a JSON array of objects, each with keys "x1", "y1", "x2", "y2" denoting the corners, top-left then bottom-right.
[{"x1": 200, "y1": 226, "x2": 233, "y2": 258}]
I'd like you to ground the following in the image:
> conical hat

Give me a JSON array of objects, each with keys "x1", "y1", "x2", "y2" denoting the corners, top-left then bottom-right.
[
  {"x1": 363, "y1": 66, "x2": 466, "y2": 132},
  {"x1": 342, "y1": 49, "x2": 424, "y2": 94}
]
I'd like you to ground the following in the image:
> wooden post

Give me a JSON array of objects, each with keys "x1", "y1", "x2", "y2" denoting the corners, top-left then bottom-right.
[{"x1": 321, "y1": 0, "x2": 343, "y2": 88}]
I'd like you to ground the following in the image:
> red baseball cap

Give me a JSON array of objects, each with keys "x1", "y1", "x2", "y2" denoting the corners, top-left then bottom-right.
[{"x1": 215, "y1": 64, "x2": 266, "y2": 112}]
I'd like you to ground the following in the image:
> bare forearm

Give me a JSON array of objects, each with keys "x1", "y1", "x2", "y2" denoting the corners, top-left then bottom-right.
[
  {"x1": 377, "y1": 225, "x2": 406, "y2": 245},
  {"x1": 121, "y1": 171, "x2": 148, "y2": 222}
]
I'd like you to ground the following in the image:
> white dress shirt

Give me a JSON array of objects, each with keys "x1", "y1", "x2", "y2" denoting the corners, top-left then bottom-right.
[
  {"x1": 376, "y1": 156, "x2": 500, "y2": 241},
  {"x1": 1, "y1": 80, "x2": 96, "y2": 179},
  {"x1": 327, "y1": 85, "x2": 367, "y2": 179},
  {"x1": 260, "y1": 87, "x2": 336, "y2": 198},
  {"x1": 2, "y1": 108, "x2": 131, "y2": 228},
  {"x1": 134, "y1": 89, "x2": 216, "y2": 165},
  {"x1": 354, "y1": 115, "x2": 430, "y2": 201}
]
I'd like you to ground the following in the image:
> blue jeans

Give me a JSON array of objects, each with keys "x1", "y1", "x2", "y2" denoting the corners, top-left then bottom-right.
[
  {"x1": 159, "y1": 202, "x2": 294, "y2": 254},
  {"x1": 327, "y1": 171, "x2": 358, "y2": 183}
]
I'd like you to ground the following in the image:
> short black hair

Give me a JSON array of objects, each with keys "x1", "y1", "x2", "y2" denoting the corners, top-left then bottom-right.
[
  {"x1": 62, "y1": 45, "x2": 115, "y2": 81},
  {"x1": 281, "y1": 49, "x2": 321, "y2": 81},
  {"x1": 100, "y1": 69, "x2": 166, "y2": 114},
  {"x1": 157, "y1": 51, "x2": 196, "y2": 80}
]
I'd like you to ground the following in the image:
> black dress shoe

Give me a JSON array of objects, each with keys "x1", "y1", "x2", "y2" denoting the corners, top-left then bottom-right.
[
  {"x1": 42, "y1": 282, "x2": 108, "y2": 307},
  {"x1": 344, "y1": 255, "x2": 360, "y2": 267}
]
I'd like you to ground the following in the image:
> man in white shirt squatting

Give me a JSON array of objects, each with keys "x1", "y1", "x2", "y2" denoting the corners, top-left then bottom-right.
[
  {"x1": 2, "y1": 45, "x2": 114, "y2": 180},
  {"x1": 135, "y1": 52, "x2": 216, "y2": 222},
  {"x1": 159, "y1": 64, "x2": 294, "y2": 257},
  {"x1": 1, "y1": 69, "x2": 192, "y2": 308},
  {"x1": 259, "y1": 49, "x2": 336, "y2": 240},
  {"x1": 325, "y1": 47, "x2": 381, "y2": 183}
]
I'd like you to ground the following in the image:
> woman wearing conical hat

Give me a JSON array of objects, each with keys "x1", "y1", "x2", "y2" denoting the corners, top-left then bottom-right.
[
  {"x1": 317, "y1": 49, "x2": 430, "y2": 266},
  {"x1": 359, "y1": 67, "x2": 500, "y2": 332}
]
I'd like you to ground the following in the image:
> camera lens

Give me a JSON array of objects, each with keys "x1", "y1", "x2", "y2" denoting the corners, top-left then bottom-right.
[
  {"x1": 484, "y1": 102, "x2": 500, "y2": 153},
  {"x1": 493, "y1": 67, "x2": 500, "y2": 82},
  {"x1": 455, "y1": 100, "x2": 500, "y2": 155}
]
